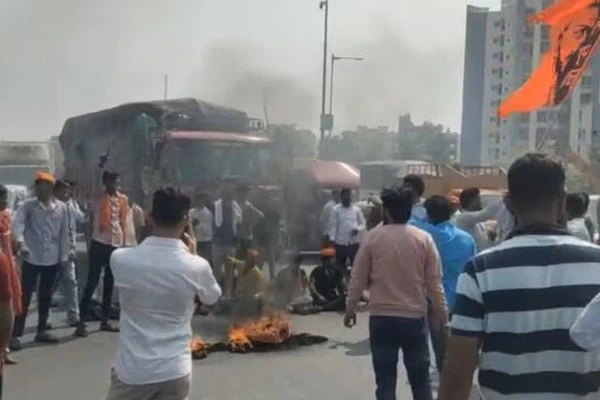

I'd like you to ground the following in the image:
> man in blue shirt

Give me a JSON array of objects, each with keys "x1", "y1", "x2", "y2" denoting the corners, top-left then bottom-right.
[
  {"x1": 420, "y1": 195, "x2": 476, "y2": 374},
  {"x1": 422, "y1": 196, "x2": 476, "y2": 312}
]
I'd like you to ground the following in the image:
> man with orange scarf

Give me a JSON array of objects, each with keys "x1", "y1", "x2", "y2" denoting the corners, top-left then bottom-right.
[
  {"x1": 0, "y1": 185, "x2": 21, "y2": 363},
  {"x1": 75, "y1": 171, "x2": 127, "y2": 337}
]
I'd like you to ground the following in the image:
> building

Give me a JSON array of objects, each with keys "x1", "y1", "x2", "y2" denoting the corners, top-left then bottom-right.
[
  {"x1": 325, "y1": 125, "x2": 397, "y2": 165},
  {"x1": 267, "y1": 124, "x2": 316, "y2": 159},
  {"x1": 398, "y1": 114, "x2": 458, "y2": 163},
  {"x1": 461, "y1": 1, "x2": 600, "y2": 166}
]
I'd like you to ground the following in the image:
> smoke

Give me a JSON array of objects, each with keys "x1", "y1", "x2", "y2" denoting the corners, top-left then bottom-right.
[
  {"x1": 192, "y1": 46, "x2": 319, "y2": 128},
  {"x1": 191, "y1": 17, "x2": 462, "y2": 133},
  {"x1": 0, "y1": 0, "x2": 203, "y2": 139},
  {"x1": 0, "y1": 0, "x2": 468, "y2": 139},
  {"x1": 333, "y1": 20, "x2": 463, "y2": 132}
]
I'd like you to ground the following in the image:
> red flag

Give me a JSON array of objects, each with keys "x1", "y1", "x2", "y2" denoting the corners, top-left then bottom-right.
[{"x1": 498, "y1": 0, "x2": 600, "y2": 118}]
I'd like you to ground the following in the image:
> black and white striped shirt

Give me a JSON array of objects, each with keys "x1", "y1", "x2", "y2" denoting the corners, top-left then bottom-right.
[{"x1": 451, "y1": 226, "x2": 600, "y2": 400}]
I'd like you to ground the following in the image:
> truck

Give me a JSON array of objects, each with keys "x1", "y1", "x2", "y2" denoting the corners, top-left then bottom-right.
[
  {"x1": 0, "y1": 141, "x2": 53, "y2": 187},
  {"x1": 59, "y1": 98, "x2": 279, "y2": 208}
]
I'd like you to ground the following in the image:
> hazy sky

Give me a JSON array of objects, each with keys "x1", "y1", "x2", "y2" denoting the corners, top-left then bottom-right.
[{"x1": 0, "y1": 0, "x2": 500, "y2": 140}]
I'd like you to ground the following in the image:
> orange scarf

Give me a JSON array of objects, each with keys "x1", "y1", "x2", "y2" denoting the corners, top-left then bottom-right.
[
  {"x1": 99, "y1": 193, "x2": 128, "y2": 235},
  {"x1": 0, "y1": 210, "x2": 22, "y2": 315}
]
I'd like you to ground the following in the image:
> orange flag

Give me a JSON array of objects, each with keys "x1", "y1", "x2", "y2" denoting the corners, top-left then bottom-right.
[{"x1": 498, "y1": 0, "x2": 600, "y2": 118}]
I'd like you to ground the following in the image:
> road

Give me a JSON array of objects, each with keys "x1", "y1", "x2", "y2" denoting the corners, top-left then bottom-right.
[
  {"x1": 5, "y1": 311, "x2": 421, "y2": 400},
  {"x1": 4, "y1": 243, "x2": 478, "y2": 399}
]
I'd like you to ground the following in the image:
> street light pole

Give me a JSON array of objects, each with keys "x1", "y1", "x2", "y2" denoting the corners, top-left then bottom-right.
[
  {"x1": 329, "y1": 54, "x2": 335, "y2": 117},
  {"x1": 328, "y1": 55, "x2": 363, "y2": 137},
  {"x1": 319, "y1": 0, "x2": 329, "y2": 147}
]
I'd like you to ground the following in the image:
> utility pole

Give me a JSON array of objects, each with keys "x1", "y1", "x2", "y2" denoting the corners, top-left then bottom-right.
[
  {"x1": 262, "y1": 92, "x2": 270, "y2": 127},
  {"x1": 164, "y1": 74, "x2": 169, "y2": 100},
  {"x1": 319, "y1": 0, "x2": 330, "y2": 151},
  {"x1": 329, "y1": 54, "x2": 335, "y2": 117},
  {"x1": 328, "y1": 54, "x2": 363, "y2": 137}
]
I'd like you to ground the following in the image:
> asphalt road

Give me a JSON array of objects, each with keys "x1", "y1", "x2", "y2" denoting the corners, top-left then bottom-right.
[
  {"x1": 4, "y1": 242, "x2": 479, "y2": 399},
  {"x1": 5, "y1": 311, "x2": 421, "y2": 400}
]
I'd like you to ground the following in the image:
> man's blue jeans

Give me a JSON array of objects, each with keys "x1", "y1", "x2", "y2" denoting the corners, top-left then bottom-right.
[{"x1": 369, "y1": 316, "x2": 432, "y2": 400}]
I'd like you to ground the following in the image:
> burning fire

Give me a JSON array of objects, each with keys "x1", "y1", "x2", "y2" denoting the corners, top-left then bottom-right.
[
  {"x1": 227, "y1": 326, "x2": 253, "y2": 352},
  {"x1": 227, "y1": 313, "x2": 292, "y2": 353},
  {"x1": 190, "y1": 336, "x2": 209, "y2": 359},
  {"x1": 189, "y1": 313, "x2": 327, "y2": 359}
]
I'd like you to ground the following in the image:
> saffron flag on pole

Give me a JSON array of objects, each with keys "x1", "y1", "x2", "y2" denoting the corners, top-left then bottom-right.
[{"x1": 498, "y1": 0, "x2": 600, "y2": 118}]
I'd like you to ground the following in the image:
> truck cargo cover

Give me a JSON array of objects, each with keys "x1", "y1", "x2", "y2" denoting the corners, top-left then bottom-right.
[{"x1": 60, "y1": 98, "x2": 249, "y2": 144}]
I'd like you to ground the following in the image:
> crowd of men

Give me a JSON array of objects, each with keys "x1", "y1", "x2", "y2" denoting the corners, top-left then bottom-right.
[
  {"x1": 5, "y1": 152, "x2": 600, "y2": 399},
  {"x1": 342, "y1": 153, "x2": 600, "y2": 400}
]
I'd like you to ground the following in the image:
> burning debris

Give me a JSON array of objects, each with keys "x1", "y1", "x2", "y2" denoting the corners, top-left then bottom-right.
[
  {"x1": 190, "y1": 313, "x2": 327, "y2": 359},
  {"x1": 228, "y1": 314, "x2": 291, "y2": 351}
]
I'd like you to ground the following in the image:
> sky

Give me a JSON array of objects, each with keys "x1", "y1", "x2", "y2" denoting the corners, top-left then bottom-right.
[{"x1": 0, "y1": 0, "x2": 501, "y2": 140}]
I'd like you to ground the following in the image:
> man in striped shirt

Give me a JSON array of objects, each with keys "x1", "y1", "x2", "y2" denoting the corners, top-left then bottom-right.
[{"x1": 439, "y1": 153, "x2": 600, "y2": 400}]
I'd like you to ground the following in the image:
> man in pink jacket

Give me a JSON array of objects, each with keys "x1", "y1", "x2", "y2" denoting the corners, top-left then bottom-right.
[{"x1": 344, "y1": 187, "x2": 447, "y2": 400}]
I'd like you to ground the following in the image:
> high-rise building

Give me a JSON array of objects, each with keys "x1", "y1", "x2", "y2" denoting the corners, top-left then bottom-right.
[{"x1": 460, "y1": 1, "x2": 600, "y2": 166}]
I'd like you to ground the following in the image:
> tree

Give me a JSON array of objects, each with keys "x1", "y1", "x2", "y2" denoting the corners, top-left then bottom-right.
[
  {"x1": 396, "y1": 120, "x2": 458, "y2": 162},
  {"x1": 565, "y1": 145, "x2": 600, "y2": 193}
]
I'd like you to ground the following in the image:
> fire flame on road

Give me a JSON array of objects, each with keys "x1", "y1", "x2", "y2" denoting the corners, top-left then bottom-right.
[
  {"x1": 227, "y1": 313, "x2": 292, "y2": 352},
  {"x1": 190, "y1": 336, "x2": 209, "y2": 356},
  {"x1": 190, "y1": 313, "x2": 326, "y2": 359}
]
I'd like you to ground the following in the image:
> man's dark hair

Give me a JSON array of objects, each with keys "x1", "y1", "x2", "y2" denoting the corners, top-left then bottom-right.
[
  {"x1": 566, "y1": 192, "x2": 587, "y2": 218},
  {"x1": 340, "y1": 188, "x2": 351, "y2": 196},
  {"x1": 150, "y1": 187, "x2": 191, "y2": 227},
  {"x1": 102, "y1": 171, "x2": 119, "y2": 184},
  {"x1": 54, "y1": 180, "x2": 70, "y2": 192},
  {"x1": 402, "y1": 174, "x2": 425, "y2": 197},
  {"x1": 293, "y1": 253, "x2": 303, "y2": 266},
  {"x1": 507, "y1": 153, "x2": 565, "y2": 211},
  {"x1": 459, "y1": 187, "x2": 480, "y2": 208},
  {"x1": 380, "y1": 187, "x2": 412, "y2": 224},
  {"x1": 0, "y1": 184, "x2": 7, "y2": 198},
  {"x1": 424, "y1": 195, "x2": 453, "y2": 224},
  {"x1": 580, "y1": 192, "x2": 590, "y2": 210}
]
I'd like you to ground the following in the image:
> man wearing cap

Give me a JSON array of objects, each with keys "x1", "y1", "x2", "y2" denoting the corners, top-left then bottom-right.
[
  {"x1": 11, "y1": 172, "x2": 69, "y2": 347},
  {"x1": 75, "y1": 171, "x2": 127, "y2": 337}
]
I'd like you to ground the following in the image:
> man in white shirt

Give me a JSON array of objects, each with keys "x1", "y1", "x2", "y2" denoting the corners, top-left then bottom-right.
[
  {"x1": 450, "y1": 195, "x2": 461, "y2": 223},
  {"x1": 566, "y1": 192, "x2": 593, "y2": 242},
  {"x1": 12, "y1": 172, "x2": 69, "y2": 346},
  {"x1": 571, "y1": 291, "x2": 600, "y2": 350},
  {"x1": 236, "y1": 185, "x2": 265, "y2": 256},
  {"x1": 212, "y1": 185, "x2": 242, "y2": 297},
  {"x1": 106, "y1": 188, "x2": 221, "y2": 400},
  {"x1": 495, "y1": 200, "x2": 515, "y2": 243},
  {"x1": 53, "y1": 180, "x2": 86, "y2": 326},
  {"x1": 327, "y1": 188, "x2": 366, "y2": 270},
  {"x1": 319, "y1": 190, "x2": 339, "y2": 236},
  {"x1": 190, "y1": 192, "x2": 213, "y2": 263},
  {"x1": 454, "y1": 188, "x2": 503, "y2": 252}
]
